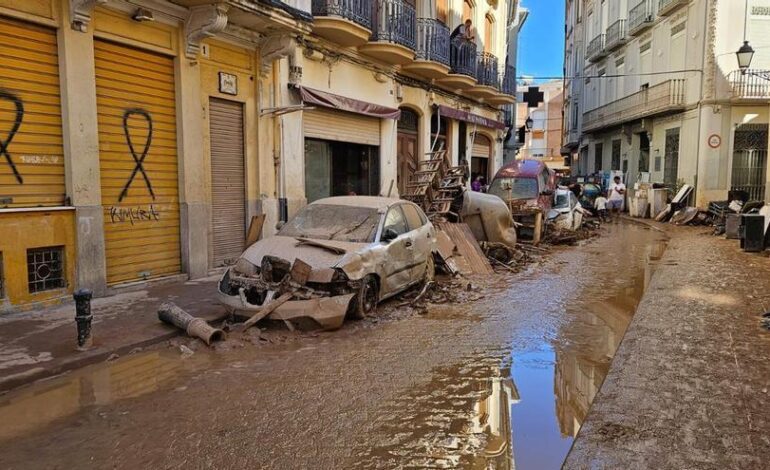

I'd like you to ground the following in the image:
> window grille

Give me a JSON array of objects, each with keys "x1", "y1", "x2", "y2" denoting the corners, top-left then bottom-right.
[{"x1": 27, "y1": 246, "x2": 65, "y2": 293}]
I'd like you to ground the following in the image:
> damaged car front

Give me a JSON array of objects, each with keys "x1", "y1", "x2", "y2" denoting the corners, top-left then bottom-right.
[{"x1": 217, "y1": 197, "x2": 436, "y2": 330}]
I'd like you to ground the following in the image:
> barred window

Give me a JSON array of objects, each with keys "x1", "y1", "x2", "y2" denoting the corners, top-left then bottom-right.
[{"x1": 27, "y1": 246, "x2": 66, "y2": 293}]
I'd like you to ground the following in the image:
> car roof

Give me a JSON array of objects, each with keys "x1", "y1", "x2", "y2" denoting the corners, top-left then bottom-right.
[
  {"x1": 493, "y1": 159, "x2": 550, "y2": 179},
  {"x1": 310, "y1": 196, "x2": 404, "y2": 210}
]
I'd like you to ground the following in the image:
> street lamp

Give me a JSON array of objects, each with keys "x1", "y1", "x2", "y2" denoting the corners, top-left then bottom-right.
[
  {"x1": 736, "y1": 40, "x2": 755, "y2": 75},
  {"x1": 525, "y1": 116, "x2": 533, "y2": 131}
]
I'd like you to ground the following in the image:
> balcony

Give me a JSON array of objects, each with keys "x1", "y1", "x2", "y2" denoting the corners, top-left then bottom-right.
[
  {"x1": 586, "y1": 34, "x2": 606, "y2": 62},
  {"x1": 605, "y1": 19, "x2": 627, "y2": 51},
  {"x1": 468, "y1": 52, "x2": 500, "y2": 100},
  {"x1": 311, "y1": 0, "x2": 372, "y2": 47},
  {"x1": 401, "y1": 18, "x2": 450, "y2": 79},
  {"x1": 582, "y1": 79, "x2": 686, "y2": 133},
  {"x1": 436, "y1": 39, "x2": 477, "y2": 89},
  {"x1": 658, "y1": 0, "x2": 689, "y2": 16},
  {"x1": 359, "y1": 0, "x2": 416, "y2": 65},
  {"x1": 489, "y1": 65, "x2": 517, "y2": 105},
  {"x1": 629, "y1": 0, "x2": 655, "y2": 36},
  {"x1": 728, "y1": 70, "x2": 770, "y2": 100}
]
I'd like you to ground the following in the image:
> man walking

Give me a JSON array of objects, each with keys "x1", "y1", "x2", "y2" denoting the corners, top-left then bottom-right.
[{"x1": 608, "y1": 175, "x2": 626, "y2": 219}]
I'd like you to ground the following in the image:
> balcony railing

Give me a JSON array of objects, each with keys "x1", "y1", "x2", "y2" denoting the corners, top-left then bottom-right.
[
  {"x1": 658, "y1": 0, "x2": 688, "y2": 16},
  {"x1": 586, "y1": 34, "x2": 605, "y2": 62},
  {"x1": 450, "y1": 39, "x2": 477, "y2": 77},
  {"x1": 312, "y1": 0, "x2": 372, "y2": 29},
  {"x1": 500, "y1": 65, "x2": 516, "y2": 95},
  {"x1": 582, "y1": 79, "x2": 686, "y2": 132},
  {"x1": 415, "y1": 18, "x2": 449, "y2": 66},
  {"x1": 629, "y1": 0, "x2": 654, "y2": 35},
  {"x1": 729, "y1": 70, "x2": 770, "y2": 99},
  {"x1": 605, "y1": 19, "x2": 626, "y2": 51},
  {"x1": 371, "y1": 0, "x2": 416, "y2": 49},
  {"x1": 476, "y1": 52, "x2": 499, "y2": 88}
]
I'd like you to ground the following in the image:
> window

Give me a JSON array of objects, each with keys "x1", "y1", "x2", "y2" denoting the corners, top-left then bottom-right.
[
  {"x1": 612, "y1": 140, "x2": 621, "y2": 171},
  {"x1": 463, "y1": 0, "x2": 473, "y2": 22},
  {"x1": 27, "y1": 246, "x2": 65, "y2": 293},
  {"x1": 484, "y1": 14, "x2": 494, "y2": 53},
  {"x1": 489, "y1": 177, "x2": 540, "y2": 200},
  {"x1": 401, "y1": 204, "x2": 425, "y2": 231},
  {"x1": 382, "y1": 206, "x2": 408, "y2": 239},
  {"x1": 437, "y1": 0, "x2": 448, "y2": 24}
]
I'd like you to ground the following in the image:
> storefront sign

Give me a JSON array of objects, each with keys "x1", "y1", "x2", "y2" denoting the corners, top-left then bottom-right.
[
  {"x1": 219, "y1": 72, "x2": 238, "y2": 95},
  {"x1": 708, "y1": 134, "x2": 721, "y2": 149},
  {"x1": 433, "y1": 105, "x2": 507, "y2": 130}
]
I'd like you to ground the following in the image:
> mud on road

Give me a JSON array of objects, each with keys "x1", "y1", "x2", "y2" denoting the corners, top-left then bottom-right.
[{"x1": 0, "y1": 222, "x2": 666, "y2": 469}]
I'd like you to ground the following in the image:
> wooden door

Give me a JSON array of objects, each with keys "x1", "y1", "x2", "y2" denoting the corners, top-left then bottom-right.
[{"x1": 397, "y1": 132, "x2": 417, "y2": 195}]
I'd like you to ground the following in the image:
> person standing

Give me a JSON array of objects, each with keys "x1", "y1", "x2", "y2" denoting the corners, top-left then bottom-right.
[
  {"x1": 594, "y1": 192, "x2": 608, "y2": 222},
  {"x1": 608, "y1": 175, "x2": 626, "y2": 219},
  {"x1": 471, "y1": 175, "x2": 483, "y2": 192}
]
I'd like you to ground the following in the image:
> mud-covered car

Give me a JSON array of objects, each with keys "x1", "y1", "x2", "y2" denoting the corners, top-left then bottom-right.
[{"x1": 217, "y1": 196, "x2": 436, "y2": 330}]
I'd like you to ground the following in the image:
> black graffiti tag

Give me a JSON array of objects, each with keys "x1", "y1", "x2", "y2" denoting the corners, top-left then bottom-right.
[
  {"x1": 119, "y1": 109, "x2": 155, "y2": 202},
  {"x1": 0, "y1": 90, "x2": 24, "y2": 184}
]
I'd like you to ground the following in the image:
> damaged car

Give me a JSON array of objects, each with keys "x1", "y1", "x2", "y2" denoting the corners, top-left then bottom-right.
[
  {"x1": 547, "y1": 187, "x2": 586, "y2": 231},
  {"x1": 217, "y1": 196, "x2": 436, "y2": 330}
]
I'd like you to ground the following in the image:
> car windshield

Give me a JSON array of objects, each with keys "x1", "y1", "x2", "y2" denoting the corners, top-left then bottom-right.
[
  {"x1": 489, "y1": 177, "x2": 539, "y2": 200},
  {"x1": 278, "y1": 204, "x2": 380, "y2": 243},
  {"x1": 554, "y1": 192, "x2": 570, "y2": 209}
]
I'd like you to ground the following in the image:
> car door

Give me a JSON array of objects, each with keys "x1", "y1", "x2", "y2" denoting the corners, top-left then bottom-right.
[
  {"x1": 401, "y1": 203, "x2": 433, "y2": 280},
  {"x1": 379, "y1": 205, "x2": 414, "y2": 295}
]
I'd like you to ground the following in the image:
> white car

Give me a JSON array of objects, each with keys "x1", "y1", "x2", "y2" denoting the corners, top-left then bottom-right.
[
  {"x1": 217, "y1": 196, "x2": 436, "y2": 329},
  {"x1": 548, "y1": 187, "x2": 585, "y2": 231}
]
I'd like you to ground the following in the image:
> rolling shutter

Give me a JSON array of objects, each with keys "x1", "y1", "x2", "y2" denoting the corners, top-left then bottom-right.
[
  {"x1": 95, "y1": 40, "x2": 181, "y2": 285},
  {"x1": 472, "y1": 135, "x2": 492, "y2": 158},
  {"x1": 304, "y1": 108, "x2": 380, "y2": 146},
  {"x1": 0, "y1": 16, "x2": 64, "y2": 208},
  {"x1": 209, "y1": 98, "x2": 245, "y2": 268}
]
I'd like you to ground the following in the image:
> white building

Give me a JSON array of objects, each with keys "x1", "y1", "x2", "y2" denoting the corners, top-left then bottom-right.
[{"x1": 563, "y1": 0, "x2": 770, "y2": 207}]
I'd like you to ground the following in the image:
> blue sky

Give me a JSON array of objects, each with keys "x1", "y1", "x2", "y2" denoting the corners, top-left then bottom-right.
[{"x1": 518, "y1": 0, "x2": 566, "y2": 81}]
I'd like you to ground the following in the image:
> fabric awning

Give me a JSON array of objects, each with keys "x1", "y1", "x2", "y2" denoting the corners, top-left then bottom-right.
[
  {"x1": 433, "y1": 104, "x2": 506, "y2": 130},
  {"x1": 293, "y1": 85, "x2": 401, "y2": 120}
]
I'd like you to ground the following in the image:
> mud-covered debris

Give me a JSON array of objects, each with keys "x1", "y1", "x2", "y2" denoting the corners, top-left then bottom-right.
[{"x1": 179, "y1": 344, "x2": 194, "y2": 358}]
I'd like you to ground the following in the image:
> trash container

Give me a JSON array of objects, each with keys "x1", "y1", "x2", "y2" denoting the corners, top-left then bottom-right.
[{"x1": 741, "y1": 214, "x2": 766, "y2": 252}]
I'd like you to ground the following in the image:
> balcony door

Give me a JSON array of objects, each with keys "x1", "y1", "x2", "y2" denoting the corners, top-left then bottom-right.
[
  {"x1": 397, "y1": 107, "x2": 419, "y2": 196},
  {"x1": 436, "y1": 0, "x2": 448, "y2": 24}
]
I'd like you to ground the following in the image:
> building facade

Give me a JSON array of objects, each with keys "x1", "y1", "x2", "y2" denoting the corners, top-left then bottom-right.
[
  {"x1": 563, "y1": 0, "x2": 770, "y2": 208},
  {"x1": 517, "y1": 80, "x2": 567, "y2": 169},
  {"x1": 0, "y1": 0, "x2": 521, "y2": 311}
]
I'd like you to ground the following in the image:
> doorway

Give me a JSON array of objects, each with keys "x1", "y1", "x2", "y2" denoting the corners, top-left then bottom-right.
[
  {"x1": 731, "y1": 123, "x2": 768, "y2": 201},
  {"x1": 638, "y1": 132, "x2": 650, "y2": 174},
  {"x1": 663, "y1": 127, "x2": 680, "y2": 188},
  {"x1": 305, "y1": 139, "x2": 380, "y2": 203}
]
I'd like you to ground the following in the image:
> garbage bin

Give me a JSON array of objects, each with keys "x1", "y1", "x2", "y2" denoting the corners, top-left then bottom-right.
[{"x1": 741, "y1": 214, "x2": 766, "y2": 252}]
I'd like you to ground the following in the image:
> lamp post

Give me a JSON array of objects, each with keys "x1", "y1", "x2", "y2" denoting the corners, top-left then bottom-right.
[{"x1": 525, "y1": 116, "x2": 533, "y2": 132}]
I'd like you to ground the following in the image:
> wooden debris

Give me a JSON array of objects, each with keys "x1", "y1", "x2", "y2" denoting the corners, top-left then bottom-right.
[
  {"x1": 242, "y1": 292, "x2": 294, "y2": 331},
  {"x1": 246, "y1": 215, "x2": 266, "y2": 247},
  {"x1": 435, "y1": 222, "x2": 494, "y2": 276}
]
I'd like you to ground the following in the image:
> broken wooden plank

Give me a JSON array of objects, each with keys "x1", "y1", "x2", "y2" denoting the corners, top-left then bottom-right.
[
  {"x1": 246, "y1": 214, "x2": 266, "y2": 247},
  {"x1": 435, "y1": 222, "x2": 494, "y2": 276},
  {"x1": 242, "y1": 292, "x2": 294, "y2": 331}
]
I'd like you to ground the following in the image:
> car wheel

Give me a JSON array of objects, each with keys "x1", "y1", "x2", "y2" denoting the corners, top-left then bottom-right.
[{"x1": 349, "y1": 275, "x2": 378, "y2": 320}]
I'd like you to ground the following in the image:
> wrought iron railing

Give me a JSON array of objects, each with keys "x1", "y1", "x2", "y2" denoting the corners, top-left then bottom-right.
[
  {"x1": 312, "y1": 0, "x2": 372, "y2": 30},
  {"x1": 583, "y1": 79, "x2": 686, "y2": 132},
  {"x1": 605, "y1": 19, "x2": 626, "y2": 49},
  {"x1": 728, "y1": 70, "x2": 770, "y2": 99},
  {"x1": 658, "y1": 0, "x2": 688, "y2": 15},
  {"x1": 629, "y1": 0, "x2": 654, "y2": 33},
  {"x1": 371, "y1": 0, "x2": 416, "y2": 49},
  {"x1": 586, "y1": 34, "x2": 605, "y2": 61},
  {"x1": 450, "y1": 39, "x2": 477, "y2": 77},
  {"x1": 415, "y1": 18, "x2": 450, "y2": 65},
  {"x1": 476, "y1": 52, "x2": 499, "y2": 87},
  {"x1": 500, "y1": 65, "x2": 516, "y2": 95}
]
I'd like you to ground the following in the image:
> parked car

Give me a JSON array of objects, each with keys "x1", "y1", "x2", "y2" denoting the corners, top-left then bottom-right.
[
  {"x1": 548, "y1": 187, "x2": 586, "y2": 231},
  {"x1": 488, "y1": 159, "x2": 558, "y2": 212},
  {"x1": 576, "y1": 182, "x2": 603, "y2": 214},
  {"x1": 217, "y1": 196, "x2": 436, "y2": 330}
]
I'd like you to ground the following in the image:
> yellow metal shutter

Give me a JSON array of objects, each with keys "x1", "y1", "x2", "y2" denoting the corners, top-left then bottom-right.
[
  {"x1": 304, "y1": 108, "x2": 380, "y2": 146},
  {"x1": 0, "y1": 16, "x2": 64, "y2": 208},
  {"x1": 94, "y1": 40, "x2": 181, "y2": 285},
  {"x1": 209, "y1": 98, "x2": 245, "y2": 268}
]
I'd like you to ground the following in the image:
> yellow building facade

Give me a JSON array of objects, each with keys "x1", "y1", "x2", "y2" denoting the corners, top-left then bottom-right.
[{"x1": 0, "y1": 0, "x2": 517, "y2": 311}]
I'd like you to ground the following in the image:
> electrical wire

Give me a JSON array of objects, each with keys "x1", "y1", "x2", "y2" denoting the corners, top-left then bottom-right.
[{"x1": 517, "y1": 68, "x2": 705, "y2": 81}]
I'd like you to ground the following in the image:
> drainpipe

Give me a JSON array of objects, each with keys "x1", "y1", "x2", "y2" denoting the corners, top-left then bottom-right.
[{"x1": 693, "y1": 0, "x2": 711, "y2": 208}]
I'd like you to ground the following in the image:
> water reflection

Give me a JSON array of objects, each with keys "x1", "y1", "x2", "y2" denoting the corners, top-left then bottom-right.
[{"x1": 0, "y1": 351, "x2": 187, "y2": 442}]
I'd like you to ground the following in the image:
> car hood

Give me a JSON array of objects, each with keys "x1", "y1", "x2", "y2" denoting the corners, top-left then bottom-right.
[{"x1": 238, "y1": 235, "x2": 368, "y2": 275}]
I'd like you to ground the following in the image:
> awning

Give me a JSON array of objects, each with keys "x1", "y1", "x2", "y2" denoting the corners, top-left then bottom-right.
[
  {"x1": 293, "y1": 85, "x2": 401, "y2": 120},
  {"x1": 433, "y1": 104, "x2": 506, "y2": 130}
]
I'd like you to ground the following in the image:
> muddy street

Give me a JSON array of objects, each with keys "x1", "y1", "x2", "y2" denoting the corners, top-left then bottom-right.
[{"x1": 0, "y1": 222, "x2": 666, "y2": 469}]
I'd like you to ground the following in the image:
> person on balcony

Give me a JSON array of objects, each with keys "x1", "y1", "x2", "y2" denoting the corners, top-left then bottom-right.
[{"x1": 451, "y1": 19, "x2": 475, "y2": 43}]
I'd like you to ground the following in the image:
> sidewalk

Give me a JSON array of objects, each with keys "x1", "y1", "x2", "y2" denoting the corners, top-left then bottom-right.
[
  {"x1": 565, "y1": 224, "x2": 770, "y2": 469},
  {"x1": 0, "y1": 275, "x2": 227, "y2": 393}
]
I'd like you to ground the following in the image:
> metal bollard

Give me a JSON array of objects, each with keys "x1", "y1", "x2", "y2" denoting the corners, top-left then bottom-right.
[{"x1": 74, "y1": 289, "x2": 93, "y2": 351}]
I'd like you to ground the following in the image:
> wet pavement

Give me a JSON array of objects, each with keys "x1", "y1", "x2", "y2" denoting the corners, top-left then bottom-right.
[{"x1": 0, "y1": 222, "x2": 666, "y2": 469}]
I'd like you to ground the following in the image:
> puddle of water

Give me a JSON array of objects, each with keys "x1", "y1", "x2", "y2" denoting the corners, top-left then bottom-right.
[{"x1": 0, "y1": 350, "x2": 204, "y2": 443}]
